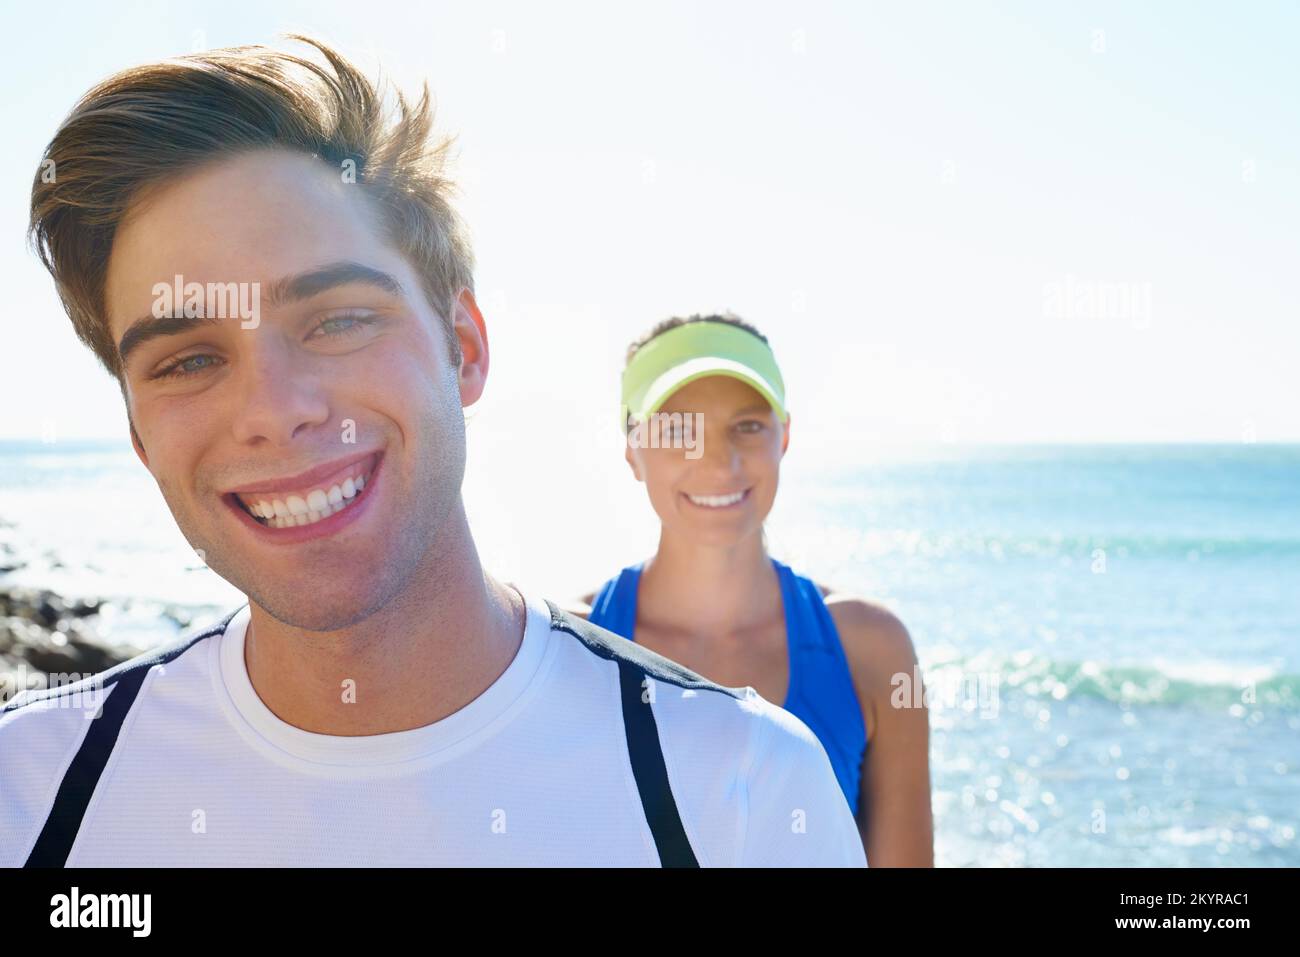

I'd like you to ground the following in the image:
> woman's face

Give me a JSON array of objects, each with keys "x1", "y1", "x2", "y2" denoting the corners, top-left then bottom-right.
[{"x1": 625, "y1": 374, "x2": 789, "y2": 548}]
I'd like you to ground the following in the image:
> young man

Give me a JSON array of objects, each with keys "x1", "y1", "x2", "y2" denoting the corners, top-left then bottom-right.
[{"x1": 1, "y1": 36, "x2": 866, "y2": 867}]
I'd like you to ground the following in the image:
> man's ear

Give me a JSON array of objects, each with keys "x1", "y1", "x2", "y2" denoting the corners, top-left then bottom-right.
[
  {"x1": 129, "y1": 418, "x2": 149, "y2": 469},
  {"x1": 453, "y1": 288, "x2": 490, "y2": 406},
  {"x1": 780, "y1": 413, "x2": 791, "y2": 456}
]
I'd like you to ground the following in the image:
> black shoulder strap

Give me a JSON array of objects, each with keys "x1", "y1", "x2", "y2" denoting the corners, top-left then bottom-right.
[
  {"x1": 546, "y1": 601, "x2": 706, "y2": 867},
  {"x1": 617, "y1": 658, "x2": 700, "y2": 867},
  {"x1": 23, "y1": 662, "x2": 150, "y2": 867},
  {"x1": 21, "y1": 607, "x2": 242, "y2": 868}
]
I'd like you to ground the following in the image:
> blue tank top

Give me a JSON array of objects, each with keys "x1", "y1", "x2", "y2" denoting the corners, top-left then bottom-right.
[{"x1": 588, "y1": 556, "x2": 867, "y2": 814}]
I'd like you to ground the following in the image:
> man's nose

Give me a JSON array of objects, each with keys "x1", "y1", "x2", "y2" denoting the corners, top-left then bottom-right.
[{"x1": 228, "y1": 341, "x2": 332, "y2": 446}]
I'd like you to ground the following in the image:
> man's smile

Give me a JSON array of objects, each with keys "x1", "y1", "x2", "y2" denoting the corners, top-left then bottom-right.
[{"x1": 221, "y1": 449, "x2": 383, "y2": 542}]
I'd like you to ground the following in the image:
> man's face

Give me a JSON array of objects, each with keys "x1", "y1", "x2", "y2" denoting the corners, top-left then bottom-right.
[
  {"x1": 625, "y1": 375, "x2": 789, "y2": 548},
  {"x1": 105, "y1": 149, "x2": 485, "y2": 630}
]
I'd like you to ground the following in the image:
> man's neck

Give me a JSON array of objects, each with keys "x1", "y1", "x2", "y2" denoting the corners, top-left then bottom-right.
[{"x1": 240, "y1": 501, "x2": 525, "y2": 736}]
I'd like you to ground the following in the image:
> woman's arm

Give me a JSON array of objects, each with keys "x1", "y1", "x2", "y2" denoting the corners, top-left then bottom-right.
[{"x1": 826, "y1": 594, "x2": 935, "y2": 866}]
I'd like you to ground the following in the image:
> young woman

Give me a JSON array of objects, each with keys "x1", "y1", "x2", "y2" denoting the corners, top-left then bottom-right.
[{"x1": 571, "y1": 313, "x2": 934, "y2": 866}]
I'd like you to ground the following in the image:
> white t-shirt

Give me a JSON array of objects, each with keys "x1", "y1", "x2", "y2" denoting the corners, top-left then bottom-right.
[{"x1": 0, "y1": 585, "x2": 866, "y2": 867}]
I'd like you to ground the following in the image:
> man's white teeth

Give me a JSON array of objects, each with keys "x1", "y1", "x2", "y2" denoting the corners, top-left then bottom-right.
[
  {"x1": 687, "y1": 489, "x2": 746, "y2": 508},
  {"x1": 244, "y1": 473, "x2": 367, "y2": 529}
]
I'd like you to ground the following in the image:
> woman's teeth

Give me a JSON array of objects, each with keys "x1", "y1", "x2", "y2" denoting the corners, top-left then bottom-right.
[
  {"x1": 240, "y1": 474, "x2": 366, "y2": 529},
  {"x1": 686, "y1": 489, "x2": 747, "y2": 508}
]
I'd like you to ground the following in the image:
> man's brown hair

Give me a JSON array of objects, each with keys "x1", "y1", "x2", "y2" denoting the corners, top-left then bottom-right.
[{"x1": 28, "y1": 34, "x2": 474, "y2": 385}]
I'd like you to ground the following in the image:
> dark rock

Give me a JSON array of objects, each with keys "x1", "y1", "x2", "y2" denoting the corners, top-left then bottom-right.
[{"x1": 0, "y1": 586, "x2": 136, "y2": 687}]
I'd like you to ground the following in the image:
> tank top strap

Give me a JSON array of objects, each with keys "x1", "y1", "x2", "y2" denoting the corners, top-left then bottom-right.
[
  {"x1": 772, "y1": 558, "x2": 846, "y2": 657},
  {"x1": 587, "y1": 562, "x2": 645, "y2": 640},
  {"x1": 770, "y1": 557, "x2": 868, "y2": 814}
]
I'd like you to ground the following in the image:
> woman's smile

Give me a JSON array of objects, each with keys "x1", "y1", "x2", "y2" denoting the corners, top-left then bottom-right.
[{"x1": 681, "y1": 487, "x2": 752, "y2": 509}]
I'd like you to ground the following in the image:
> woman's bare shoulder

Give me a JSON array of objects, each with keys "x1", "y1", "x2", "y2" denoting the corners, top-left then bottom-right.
[
  {"x1": 818, "y1": 585, "x2": 919, "y2": 680},
  {"x1": 818, "y1": 584, "x2": 923, "y2": 748},
  {"x1": 561, "y1": 591, "x2": 597, "y2": 621}
]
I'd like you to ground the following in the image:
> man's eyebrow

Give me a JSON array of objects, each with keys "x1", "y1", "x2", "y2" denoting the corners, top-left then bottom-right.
[
  {"x1": 263, "y1": 261, "x2": 406, "y2": 308},
  {"x1": 116, "y1": 262, "x2": 407, "y2": 368},
  {"x1": 117, "y1": 315, "x2": 223, "y2": 368}
]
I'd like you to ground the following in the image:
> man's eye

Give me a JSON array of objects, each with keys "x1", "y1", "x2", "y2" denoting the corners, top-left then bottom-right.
[
  {"x1": 152, "y1": 353, "x2": 222, "y2": 380},
  {"x1": 736, "y1": 420, "x2": 765, "y2": 433},
  {"x1": 312, "y1": 312, "x2": 378, "y2": 338}
]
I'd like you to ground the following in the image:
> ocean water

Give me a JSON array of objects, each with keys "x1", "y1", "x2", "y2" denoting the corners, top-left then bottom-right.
[{"x1": 1, "y1": 440, "x2": 1296, "y2": 866}]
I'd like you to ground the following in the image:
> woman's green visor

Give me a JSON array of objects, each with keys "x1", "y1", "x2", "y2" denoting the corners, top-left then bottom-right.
[{"x1": 620, "y1": 321, "x2": 788, "y2": 431}]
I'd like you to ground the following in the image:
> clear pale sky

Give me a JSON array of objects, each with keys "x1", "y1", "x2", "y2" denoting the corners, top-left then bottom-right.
[{"x1": 2, "y1": 0, "x2": 1297, "y2": 451}]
